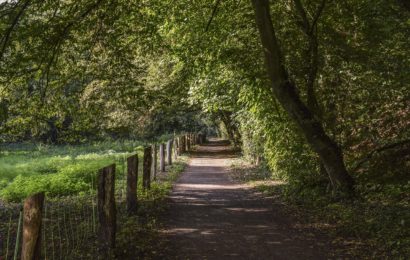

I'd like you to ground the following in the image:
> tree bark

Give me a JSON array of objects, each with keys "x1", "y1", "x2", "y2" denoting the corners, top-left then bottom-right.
[{"x1": 251, "y1": 0, "x2": 354, "y2": 193}]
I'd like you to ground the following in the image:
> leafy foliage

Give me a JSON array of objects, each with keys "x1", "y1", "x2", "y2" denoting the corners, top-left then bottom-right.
[{"x1": 0, "y1": 0, "x2": 409, "y2": 256}]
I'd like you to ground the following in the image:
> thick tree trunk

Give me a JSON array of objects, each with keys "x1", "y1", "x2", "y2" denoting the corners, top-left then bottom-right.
[{"x1": 251, "y1": 0, "x2": 353, "y2": 193}]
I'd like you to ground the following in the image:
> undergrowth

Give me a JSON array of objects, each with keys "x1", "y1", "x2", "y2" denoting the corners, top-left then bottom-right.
[
  {"x1": 115, "y1": 157, "x2": 188, "y2": 259},
  {"x1": 230, "y1": 158, "x2": 410, "y2": 259}
]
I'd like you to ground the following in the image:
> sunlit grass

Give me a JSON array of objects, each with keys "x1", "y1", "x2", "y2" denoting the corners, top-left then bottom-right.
[{"x1": 0, "y1": 140, "x2": 144, "y2": 202}]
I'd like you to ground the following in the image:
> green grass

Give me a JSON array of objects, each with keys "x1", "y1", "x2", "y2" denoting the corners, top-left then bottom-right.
[{"x1": 0, "y1": 140, "x2": 144, "y2": 202}]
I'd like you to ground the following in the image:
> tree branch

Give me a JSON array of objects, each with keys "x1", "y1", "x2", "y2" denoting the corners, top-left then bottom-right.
[
  {"x1": 310, "y1": 0, "x2": 326, "y2": 35},
  {"x1": 205, "y1": 0, "x2": 221, "y2": 32},
  {"x1": 352, "y1": 139, "x2": 410, "y2": 172},
  {"x1": 0, "y1": 0, "x2": 31, "y2": 61},
  {"x1": 293, "y1": 0, "x2": 310, "y2": 34}
]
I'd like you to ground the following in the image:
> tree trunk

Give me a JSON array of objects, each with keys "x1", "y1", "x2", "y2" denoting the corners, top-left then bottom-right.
[{"x1": 251, "y1": 0, "x2": 353, "y2": 193}]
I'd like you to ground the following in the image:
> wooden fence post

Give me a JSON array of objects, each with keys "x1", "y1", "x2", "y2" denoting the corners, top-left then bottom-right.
[
  {"x1": 143, "y1": 146, "x2": 152, "y2": 190},
  {"x1": 180, "y1": 136, "x2": 185, "y2": 153},
  {"x1": 152, "y1": 144, "x2": 157, "y2": 180},
  {"x1": 126, "y1": 155, "x2": 138, "y2": 214},
  {"x1": 174, "y1": 138, "x2": 179, "y2": 159},
  {"x1": 159, "y1": 143, "x2": 165, "y2": 172},
  {"x1": 21, "y1": 192, "x2": 45, "y2": 260},
  {"x1": 166, "y1": 140, "x2": 172, "y2": 165},
  {"x1": 97, "y1": 164, "x2": 116, "y2": 250},
  {"x1": 186, "y1": 135, "x2": 190, "y2": 151}
]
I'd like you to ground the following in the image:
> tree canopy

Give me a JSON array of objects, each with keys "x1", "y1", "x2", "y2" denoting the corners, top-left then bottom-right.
[{"x1": 1, "y1": 0, "x2": 409, "y2": 192}]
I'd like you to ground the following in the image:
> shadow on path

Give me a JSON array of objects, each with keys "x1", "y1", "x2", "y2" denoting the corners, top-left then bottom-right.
[{"x1": 161, "y1": 139, "x2": 328, "y2": 259}]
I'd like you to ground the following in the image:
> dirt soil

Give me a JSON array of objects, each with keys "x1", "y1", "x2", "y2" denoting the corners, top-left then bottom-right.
[{"x1": 161, "y1": 139, "x2": 338, "y2": 260}]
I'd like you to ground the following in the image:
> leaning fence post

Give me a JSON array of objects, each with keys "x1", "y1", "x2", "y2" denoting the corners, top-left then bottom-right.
[
  {"x1": 143, "y1": 146, "x2": 152, "y2": 190},
  {"x1": 97, "y1": 164, "x2": 116, "y2": 251},
  {"x1": 159, "y1": 143, "x2": 165, "y2": 172},
  {"x1": 166, "y1": 140, "x2": 172, "y2": 165},
  {"x1": 21, "y1": 192, "x2": 45, "y2": 260},
  {"x1": 126, "y1": 155, "x2": 138, "y2": 214}
]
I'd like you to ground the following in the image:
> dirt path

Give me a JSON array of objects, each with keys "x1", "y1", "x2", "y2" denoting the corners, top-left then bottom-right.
[{"x1": 162, "y1": 139, "x2": 330, "y2": 259}]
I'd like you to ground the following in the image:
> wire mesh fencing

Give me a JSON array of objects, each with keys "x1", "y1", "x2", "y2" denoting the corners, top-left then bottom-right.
[{"x1": 0, "y1": 133, "x2": 204, "y2": 259}]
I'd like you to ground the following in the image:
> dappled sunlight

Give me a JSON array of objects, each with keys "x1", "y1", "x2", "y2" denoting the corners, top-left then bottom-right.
[
  {"x1": 163, "y1": 140, "x2": 329, "y2": 258},
  {"x1": 176, "y1": 183, "x2": 246, "y2": 190},
  {"x1": 225, "y1": 207, "x2": 269, "y2": 213},
  {"x1": 166, "y1": 228, "x2": 198, "y2": 234}
]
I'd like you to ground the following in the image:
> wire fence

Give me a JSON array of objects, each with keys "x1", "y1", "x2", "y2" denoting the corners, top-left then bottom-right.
[{"x1": 0, "y1": 133, "x2": 205, "y2": 259}]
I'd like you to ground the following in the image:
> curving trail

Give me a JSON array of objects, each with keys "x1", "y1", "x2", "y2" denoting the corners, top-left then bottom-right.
[{"x1": 162, "y1": 139, "x2": 330, "y2": 259}]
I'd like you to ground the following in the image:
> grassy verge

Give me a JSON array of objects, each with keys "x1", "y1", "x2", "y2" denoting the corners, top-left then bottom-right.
[{"x1": 230, "y1": 158, "x2": 410, "y2": 258}]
